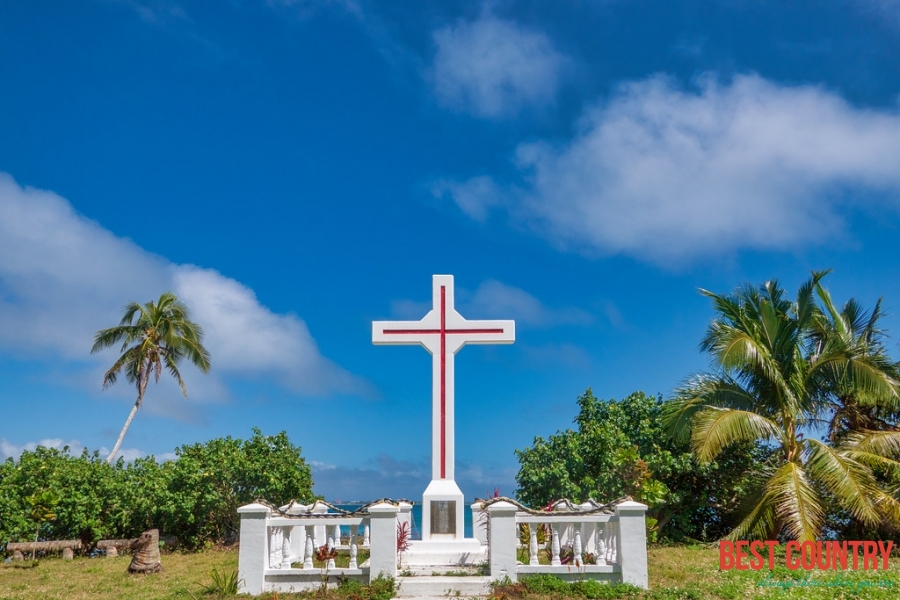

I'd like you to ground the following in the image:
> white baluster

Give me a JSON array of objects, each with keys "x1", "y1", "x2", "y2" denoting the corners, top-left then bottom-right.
[
  {"x1": 550, "y1": 525, "x2": 561, "y2": 566},
  {"x1": 607, "y1": 523, "x2": 617, "y2": 563},
  {"x1": 327, "y1": 526, "x2": 336, "y2": 569},
  {"x1": 363, "y1": 523, "x2": 370, "y2": 547},
  {"x1": 349, "y1": 529, "x2": 358, "y2": 569},
  {"x1": 595, "y1": 524, "x2": 606, "y2": 565},
  {"x1": 296, "y1": 526, "x2": 307, "y2": 565},
  {"x1": 269, "y1": 527, "x2": 282, "y2": 568},
  {"x1": 573, "y1": 529, "x2": 583, "y2": 567},
  {"x1": 303, "y1": 525, "x2": 314, "y2": 569},
  {"x1": 281, "y1": 526, "x2": 292, "y2": 569},
  {"x1": 529, "y1": 525, "x2": 539, "y2": 566},
  {"x1": 334, "y1": 524, "x2": 342, "y2": 546}
]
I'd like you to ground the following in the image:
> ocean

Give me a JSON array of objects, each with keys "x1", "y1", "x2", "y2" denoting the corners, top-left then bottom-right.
[{"x1": 336, "y1": 503, "x2": 475, "y2": 539}]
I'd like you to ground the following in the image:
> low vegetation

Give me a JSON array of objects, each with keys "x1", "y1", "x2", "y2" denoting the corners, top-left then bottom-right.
[
  {"x1": 0, "y1": 429, "x2": 314, "y2": 551},
  {"x1": 2, "y1": 546, "x2": 899, "y2": 599}
]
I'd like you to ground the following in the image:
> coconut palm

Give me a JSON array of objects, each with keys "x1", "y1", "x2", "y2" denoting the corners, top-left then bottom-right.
[
  {"x1": 92, "y1": 292, "x2": 210, "y2": 463},
  {"x1": 663, "y1": 272, "x2": 900, "y2": 541},
  {"x1": 808, "y1": 289, "x2": 900, "y2": 442}
]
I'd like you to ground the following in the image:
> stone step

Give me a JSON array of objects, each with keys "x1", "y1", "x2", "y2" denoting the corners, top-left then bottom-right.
[
  {"x1": 401, "y1": 564, "x2": 486, "y2": 576},
  {"x1": 394, "y1": 575, "x2": 492, "y2": 598}
]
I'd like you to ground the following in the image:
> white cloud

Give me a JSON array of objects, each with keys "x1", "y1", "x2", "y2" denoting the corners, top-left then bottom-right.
[
  {"x1": 465, "y1": 280, "x2": 593, "y2": 328},
  {"x1": 438, "y1": 73, "x2": 900, "y2": 264},
  {"x1": 0, "y1": 173, "x2": 365, "y2": 413},
  {"x1": 388, "y1": 279, "x2": 591, "y2": 328},
  {"x1": 0, "y1": 437, "x2": 141, "y2": 462},
  {"x1": 431, "y1": 14, "x2": 566, "y2": 118},
  {"x1": 0, "y1": 437, "x2": 179, "y2": 462},
  {"x1": 173, "y1": 266, "x2": 362, "y2": 396}
]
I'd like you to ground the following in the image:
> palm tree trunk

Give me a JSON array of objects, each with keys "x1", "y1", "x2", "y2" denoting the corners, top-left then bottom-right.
[{"x1": 106, "y1": 377, "x2": 147, "y2": 464}]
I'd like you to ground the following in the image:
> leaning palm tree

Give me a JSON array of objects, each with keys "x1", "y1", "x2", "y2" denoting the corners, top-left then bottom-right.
[
  {"x1": 663, "y1": 272, "x2": 900, "y2": 541},
  {"x1": 92, "y1": 292, "x2": 210, "y2": 463}
]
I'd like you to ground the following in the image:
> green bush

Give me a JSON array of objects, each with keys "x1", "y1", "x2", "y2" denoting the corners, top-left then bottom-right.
[
  {"x1": 522, "y1": 573, "x2": 575, "y2": 596},
  {"x1": 366, "y1": 574, "x2": 396, "y2": 600},
  {"x1": 515, "y1": 390, "x2": 769, "y2": 542},
  {"x1": 0, "y1": 428, "x2": 314, "y2": 552},
  {"x1": 571, "y1": 580, "x2": 641, "y2": 599},
  {"x1": 514, "y1": 575, "x2": 641, "y2": 599}
]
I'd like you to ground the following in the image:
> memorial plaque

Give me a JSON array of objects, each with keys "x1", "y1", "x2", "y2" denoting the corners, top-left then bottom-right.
[{"x1": 430, "y1": 501, "x2": 456, "y2": 535}]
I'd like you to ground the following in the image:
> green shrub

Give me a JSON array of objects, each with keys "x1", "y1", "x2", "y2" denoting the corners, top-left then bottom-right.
[
  {"x1": 0, "y1": 429, "x2": 313, "y2": 551},
  {"x1": 522, "y1": 573, "x2": 575, "y2": 596},
  {"x1": 571, "y1": 580, "x2": 641, "y2": 599},
  {"x1": 367, "y1": 574, "x2": 396, "y2": 600}
]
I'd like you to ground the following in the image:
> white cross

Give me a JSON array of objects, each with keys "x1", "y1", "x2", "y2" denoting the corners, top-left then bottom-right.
[{"x1": 373, "y1": 275, "x2": 515, "y2": 481}]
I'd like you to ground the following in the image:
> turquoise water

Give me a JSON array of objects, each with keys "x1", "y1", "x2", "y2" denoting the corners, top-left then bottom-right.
[{"x1": 335, "y1": 504, "x2": 474, "y2": 539}]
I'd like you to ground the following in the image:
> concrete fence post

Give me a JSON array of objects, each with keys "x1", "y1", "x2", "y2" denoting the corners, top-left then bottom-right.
[
  {"x1": 615, "y1": 501, "x2": 648, "y2": 589},
  {"x1": 367, "y1": 502, "x2": 400, "y2": 582},
  {"x1": 237, "y1": 502, "x2": 271, "y2": 595},
  {"x1": 471, "y1": 502, "x2": 487, "y2": 545},
  {"x1": 397, "y1": 501, "x2": 413, "y2": 539},
  {"x1": 486, "y1": 500, "x2": 518, "y2": 583}
]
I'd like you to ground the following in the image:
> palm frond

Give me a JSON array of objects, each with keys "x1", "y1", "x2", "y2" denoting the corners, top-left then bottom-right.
[
  {"x1": 726, "y1": 489, "x2": 778, "y2": 541},
  {"x1": 804, "y1": 439, "x2": 879, "y2": 526},
  {"x1": 842, "y1": 430, "x2": 900, "y2": 457},
  {"x1": 691, "y1": 407, "x2": 782, "y2": 463},
  {"x1": 871, "y1": 489, "x2": 900, "y2": 524},
  {"x1": 767, "y1": 461, "x2": 823, "y2": 542}
]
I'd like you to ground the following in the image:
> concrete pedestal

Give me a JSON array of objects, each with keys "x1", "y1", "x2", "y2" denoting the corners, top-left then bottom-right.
[
  {"x1": 421, "y1": 479, "x2": 466, "y2": 541},
  {"x1": 402, "y1": 479, "x2": 487, "y2": 567},
  {"x1": 403, "y1": 538, "x2": 487, "y2": 566}
]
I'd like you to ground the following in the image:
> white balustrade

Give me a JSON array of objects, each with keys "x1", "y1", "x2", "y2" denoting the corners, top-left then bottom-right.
[
  {"x1": 573, "y1": 529, "x2": 583, "y2": 567},
  {"x1": 485, "y1": 500, "x2": 647, "y2": 588},
  {"x1": 269, "y1": 527, "x2": 282, "y2": 568},
  {"x1": 550, "y1": 525, "x2": 561, "y2": 566},
  {"x1": 349, "y1": 530, "x2": 358, "y2": 569},
  {"x1": 303, "y1": 527, "x2": 314, "y2": 569},
  {"x1": 238, "y1": 500, "x2": 402, "y2": 596},
  {"x1": 326, "y1": 525, "x2": 336, "y2": 569},
  {"x1": 595, "y1": 524, "x2": 607, "y2": 565},
  {"x1": 281, "y1": 526, "x2": 292, "y2": 569},
  {"x1": 528, "y1": 525, "x2": 538, "y2": 566}
]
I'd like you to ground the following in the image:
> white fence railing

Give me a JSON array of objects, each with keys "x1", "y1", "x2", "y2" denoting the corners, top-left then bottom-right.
[
  {"x1": 481, "y1": 499, "x2": 648, "y2": 588},
  {"x1": 237, "y1": 501, "x2": 401, "y2": 595},
  {"x1": 238, "y1": 498, "x2": 648, "y2": 595}
]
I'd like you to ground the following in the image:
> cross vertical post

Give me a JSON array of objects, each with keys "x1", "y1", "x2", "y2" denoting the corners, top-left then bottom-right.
[{"x1": 373, "y1": 275, "x2": 515, "y2": 541}]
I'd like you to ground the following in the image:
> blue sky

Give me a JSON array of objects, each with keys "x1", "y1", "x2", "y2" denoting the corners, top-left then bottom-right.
[{"x1": 2, "y1": 0, "x2": 900, "y2": 503}]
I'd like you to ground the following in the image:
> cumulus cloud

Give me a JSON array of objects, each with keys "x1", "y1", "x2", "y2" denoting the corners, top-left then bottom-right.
[
  {"x1": 0, "y1": 437, "x2": 144, "y2": 462},
  {"x1": 0, "y1": 173, "x2": 365, "y2": 413},
  {"x1": 431, "y1": 14, "x2": 566, "y2": 118},
  {"x1": 437, "y1": 74, "x2": 900, "y2": 264},
  {"x1": 465, "y1": 280, "x2": 593, "y2": 327},
  {"x1": 389, "y1": 279, "x2": 591, "y2": 328}
]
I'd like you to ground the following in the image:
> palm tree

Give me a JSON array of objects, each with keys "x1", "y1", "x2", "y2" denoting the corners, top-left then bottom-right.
[
  {"x1": 808, "y1": 289, "x2": 900, "y2": 442},
  {"x1": 92, "y1": 292, "x2": 210, "y2": 463},
  {"x1": 663, "y1": 272, "x2": 900, "y2": 541}
]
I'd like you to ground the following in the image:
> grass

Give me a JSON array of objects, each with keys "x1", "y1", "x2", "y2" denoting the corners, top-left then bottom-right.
[
  {"x1": 0, "y1": 547, "x2": 239, "y2": 600},
  {"x1": 2, "y1": 545, "x2": 899, "y2": 599},
  {"x1": 290, "y1": 549, "x2": 370, "y2": 569},
  {"x1": 494, "y1": 545, "x2": 900, "y2": 600}
]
